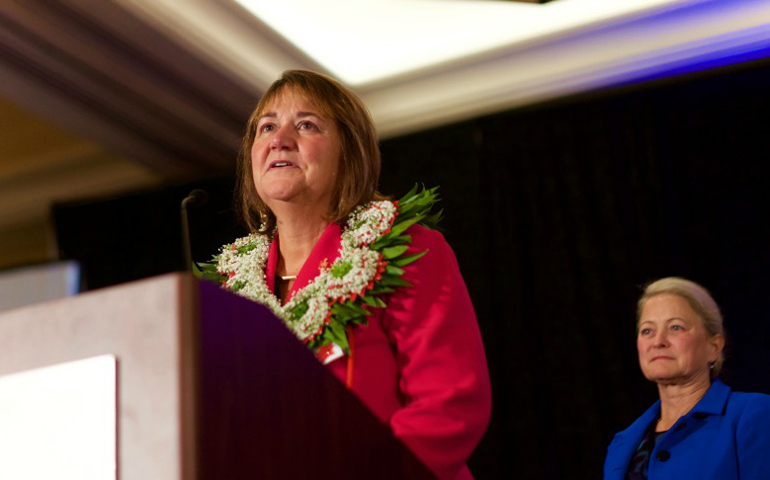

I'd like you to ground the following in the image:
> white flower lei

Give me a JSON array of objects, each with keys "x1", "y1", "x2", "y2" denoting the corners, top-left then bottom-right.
[{"x1": 216, "y1": 200, "x2": 398, "y2": 343}]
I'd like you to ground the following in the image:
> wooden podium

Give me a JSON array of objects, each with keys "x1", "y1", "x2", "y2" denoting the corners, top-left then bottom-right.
[{"x1": 0, "y1": 273, "x2": 435, "y2": 479}]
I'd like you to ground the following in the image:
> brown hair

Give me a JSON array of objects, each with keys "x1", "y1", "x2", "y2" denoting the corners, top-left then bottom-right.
[
  {"x1": 235, "y1": 69, "x2": 384, "y2": 232},
  {"x1": 637, "y1": 277, "x2": 726, "y2": 377}
]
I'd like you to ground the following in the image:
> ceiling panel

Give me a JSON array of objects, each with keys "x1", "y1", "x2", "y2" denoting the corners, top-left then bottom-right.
[{"x1": 0, "y1": 0, "x2": 257, "y2": 179}]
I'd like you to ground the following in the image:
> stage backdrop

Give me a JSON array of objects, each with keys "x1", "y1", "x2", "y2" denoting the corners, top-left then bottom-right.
[{"x1": 54, "y1": 57, "x2": 770, "y2": 480}]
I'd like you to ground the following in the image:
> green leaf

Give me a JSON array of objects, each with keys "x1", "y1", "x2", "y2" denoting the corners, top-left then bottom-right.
[
  {"x1": 192, "y1": 261, "x2": 205, "y2": 276},
  {"x1": 193, "y1": 262, "x2": 227, "y2": 283},
  {"x1": 370, "y1": 234, "x2": 411, "y2": 251},
  {"x1": 328, "y1": 321, "x2": 346, "y2": 342},
  {"x1": 331, "y1": 303, "x2": 353, "y2": 320},
  {"x1": 290, "y1": 302, "x2": 309, "y2": 321},
  {"x1": 382, "y1": 245, "x2": 409, "y2": 259},
  {"x1": 371, "y1": 230, "x2": 393, "y2": 244},
  {"x1": 319, "y1": 321, "x2": 349, "y2": 353},
  {"x1": 191, "y1": 262, "x2": 203, "y2": 279},
  {"x1": 361, "y1": 294, "x2": 387, "y2": 309},
  {"x1": 330, "y1": 261, "x2": 353, "y2": 278},
  {"x1": 423, "y1": 209, "x2": 444, "y2": 229},
  {"x1": 237, "y1": 243, "x2": 258, "y2": 255},
  {"x1": 361, "y1": 295, "x2": 378, "y2": 307},
  {"x1": 367, "y1": 286, "x2": 396, "y2": 295},
  {"x1": 395, "y1": 202, "x2": 420, "y2": 218},
  {"x1": 393, "y1": 186, "x2": 441, "y2": 232},
  {"x1": 385, "y1": 265, "x2": 405, "y2": 276},
  {"x1": 389, "y1": 215, "x2": 423, "y2": 237},
  {"x1": 332, "y1": 301, "x2": 370, "y2": 319},
  {"x1": 392, "y1": 250, "x2": 428, "y2": 267},
  {"x1": 398, "y1": 184, "x2": 419, "y2": 205},
  {"x1": 379, "y1": 276, "x2": 413, "y2": 287},
  {"x1": 344, "y1": 301, "x2": 371, "y2": 316}
]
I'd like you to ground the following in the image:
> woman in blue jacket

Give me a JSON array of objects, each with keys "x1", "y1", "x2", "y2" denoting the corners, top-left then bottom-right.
[{"x1": 603, "y1": 277, "x2": 770, "y2": 480}]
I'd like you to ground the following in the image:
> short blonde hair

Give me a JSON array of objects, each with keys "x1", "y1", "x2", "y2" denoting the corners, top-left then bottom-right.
[
  {"x1": 235, "y1": 69, "x2": 384, "y2": 233},
  {"x1": 637, "y1": 277, "x2": 726, "y2": 376}
]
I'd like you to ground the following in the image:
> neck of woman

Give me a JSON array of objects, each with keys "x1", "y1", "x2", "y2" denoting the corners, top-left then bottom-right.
[
  {"x1": 655, "y1": 373, "x2": 712, "y2": 431},
  {"x1": 274, "y1": 210, "x2": 330, "y2": 277}
]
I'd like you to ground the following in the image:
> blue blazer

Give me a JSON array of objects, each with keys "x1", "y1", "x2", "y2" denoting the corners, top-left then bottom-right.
[{"x1": 603, "y1": 379, "x2": 770, "y2": 480}]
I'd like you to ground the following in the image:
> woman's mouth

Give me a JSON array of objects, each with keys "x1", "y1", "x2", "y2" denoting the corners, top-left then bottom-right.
[
  {"x1": 270, "y1": 160, "x2": 295, "y2": 169},
  {"x1": 270, "y1": 160, "x2": 296, "y2": 170},
  {"x1": 651, "y1": 356, "x2": 674, "y2": 362}
]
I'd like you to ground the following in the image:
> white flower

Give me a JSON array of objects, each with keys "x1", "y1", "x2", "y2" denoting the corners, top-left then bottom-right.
[{"x1": 343, "y1": 201, "x2": 397, "y2": 248}]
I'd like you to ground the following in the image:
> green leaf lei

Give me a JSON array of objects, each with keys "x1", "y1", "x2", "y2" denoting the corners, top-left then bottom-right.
[{"x1": 195, "y1": 185, "x2": 442, "y2": 354}]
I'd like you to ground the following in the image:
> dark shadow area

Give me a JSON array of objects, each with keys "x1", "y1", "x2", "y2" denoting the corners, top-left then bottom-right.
[{"x1": 53, "y1": 175, "x2": 246, "y2": 291}]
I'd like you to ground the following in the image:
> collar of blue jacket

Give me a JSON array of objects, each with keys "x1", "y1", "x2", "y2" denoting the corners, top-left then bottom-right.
[{"x1": 604, "y1": 379, "x2": 732, "y2": 480}]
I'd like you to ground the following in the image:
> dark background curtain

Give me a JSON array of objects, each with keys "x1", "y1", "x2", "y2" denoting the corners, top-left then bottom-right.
[{"x1": 54, "y1": 57, "x2": 770, "y2": 479}]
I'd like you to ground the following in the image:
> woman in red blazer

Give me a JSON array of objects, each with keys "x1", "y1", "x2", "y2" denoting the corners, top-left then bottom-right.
[{"x1": 213, "y1": 69, "x2": 491, "y2": 480}]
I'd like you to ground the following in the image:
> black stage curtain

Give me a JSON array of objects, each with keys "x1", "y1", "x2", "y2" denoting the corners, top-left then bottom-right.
[
  {"x1": 54, "y1": 58, "x2": 770, "y2": 479},
  {"x1": 378, "y1": 58, "x2": 770, "y2": 479}
]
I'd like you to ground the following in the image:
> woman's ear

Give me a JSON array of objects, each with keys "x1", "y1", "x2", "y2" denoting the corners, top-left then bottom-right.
[{"x1": 709, "y1": 333, "x2": 725, "y2": 360}]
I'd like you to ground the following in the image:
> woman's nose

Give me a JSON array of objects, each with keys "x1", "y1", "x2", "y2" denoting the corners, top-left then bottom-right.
[
  {"x1": 653, "y1": 330, "x2": 669, "y2": 347},
  {"x1": 270, "y1": 125, "x2": 296, "y2": 150}
]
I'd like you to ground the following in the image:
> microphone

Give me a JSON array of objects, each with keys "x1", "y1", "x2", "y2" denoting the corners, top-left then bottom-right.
[{"x1": 181, "y1": 189, "x2": 210, "y2": 272}]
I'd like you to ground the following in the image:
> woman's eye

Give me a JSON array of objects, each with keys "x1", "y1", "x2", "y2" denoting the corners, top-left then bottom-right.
[
  {"x1": 670, "y1": 325, "x2": 683, "y2": 331},
  {"x1": 298, "y1": 121, "x2": 317, "y2": 131},
  {"x1": 258, "y1": 123, "x2": 275, "y2": 133},
  {"x1": 640, "y1": 328, "x2": 652, "y2": 336}
]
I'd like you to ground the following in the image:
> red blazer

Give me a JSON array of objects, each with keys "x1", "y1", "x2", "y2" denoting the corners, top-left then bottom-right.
[{"x1": 265, "y1": 222, "x2": 492, "y2": 480}]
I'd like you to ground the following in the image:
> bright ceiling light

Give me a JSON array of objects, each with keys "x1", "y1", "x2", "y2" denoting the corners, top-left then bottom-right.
[{"x1": 234, "y1": 0, "x2": 690, "y2": 85}]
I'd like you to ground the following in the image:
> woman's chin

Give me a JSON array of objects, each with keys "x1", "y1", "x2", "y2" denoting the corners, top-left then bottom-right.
[
  {"x1": 260, "y1": 183, "x2": 303, "y2": 203},
  {"x1": 645, "y1": 370, "x2": 709, "y2": 386},
  {"x1": 642, "y1": 368, "x2": 680, "y2": 384}
]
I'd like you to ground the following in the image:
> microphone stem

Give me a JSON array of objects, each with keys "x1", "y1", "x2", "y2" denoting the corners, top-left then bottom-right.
[
  {"x1": 180, "y1": 189, "x2": 209, "y2": 273},
  {"x1": 181, "y1": 197, "x2": 194, "y2": 272}
]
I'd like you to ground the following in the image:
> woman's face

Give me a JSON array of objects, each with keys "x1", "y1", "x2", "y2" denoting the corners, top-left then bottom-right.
[
  {"x1": 251, "y1": 88, "x2": 341, "y2": 214},
  {"x1": 637, "y1": 294, "x2": 723, "y2": 385}
]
